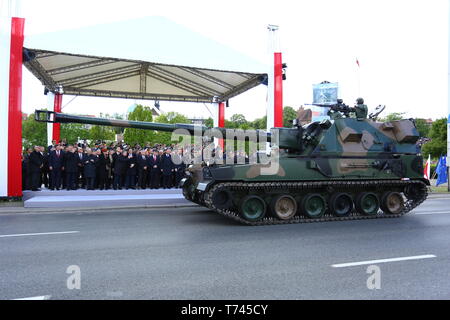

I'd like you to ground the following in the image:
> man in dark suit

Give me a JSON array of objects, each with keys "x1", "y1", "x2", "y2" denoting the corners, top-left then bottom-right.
[
  {"x1": 40, "y1": 146, "x2": 50, "y2": 189},
  {"x1": 82, "y1": 148, "x2": 98, "y2": 190},
  {"x1": 48, "y1": 144, "x2": 64, "y2": 190},
  {"x1": 76, "y1": 147, "x2": 85, "y2": 189},
  {"x1": 147, "y1": 149, "x2": 160, "y2": 189},
  {"x1": 28, "y1": 146, "x2": 43, "y2": 191},
  {"x1": 96, "y1": 148, "x2": 110, "y2": 190},
  {"x1": 48, "y1": 140, "x2": 57, "y2": 154},
  {"x1": 160, "y1": 148, "x2": 174, "y2": 189},
  {"x1": 125, "y1": 150, "x2": 137, "y2": 189},
  {"x1": 63, "y1": 145, "x2": 79, "y2": 190},
  {"x1": 137, "y1": 149, "x2": 148, "y2": 189},
  {"x1": 22, "y1": 148, "x2": 32, "y2": 190},
  {"x1": 113, "y1": 150, "x2": 128, "y2": 190},
  {"x1": 173, "y1": 148, "x2": 186, "y2": 188}
]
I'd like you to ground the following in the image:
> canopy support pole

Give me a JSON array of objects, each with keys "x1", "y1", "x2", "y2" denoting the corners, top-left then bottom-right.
[
  {"x1": 0, "y1": 13, "x2": 24, "y2": 199},
  {"x1": 213, "y1": 101, "x2": 225, "y2": 149},
  {"x1": 267, "y1": 25, "x2": 283, "y2": 131},
  {"x1": 52, "y1": 93, "x2": 63, "y2": 143}
]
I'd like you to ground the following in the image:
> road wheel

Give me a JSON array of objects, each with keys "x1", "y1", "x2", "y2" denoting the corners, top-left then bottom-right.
[
  {"x1": 381, "y1": 192, "x2": 404, "y2": 214},
  {"x1": 239, "y1": 195, "x2": 266, "y2": 222},
  {"x1": 329, "y1": 193, "x2": 353, "y2": 217},
  {"x1": 211, "y1": 187, "x2": 233, "y2": 210},
  {"x1": 271, "y1": 194, "x2": 297, "y2": 220},
  {"x1": 182, "y1": 178, "x2": 195, "y2": 201},
  {"x1": 355, "y1": 192, "x2": 379, "y2": 216},
  {"x1": 301, "y1": 194, "x2": 326, "y2": 218}
]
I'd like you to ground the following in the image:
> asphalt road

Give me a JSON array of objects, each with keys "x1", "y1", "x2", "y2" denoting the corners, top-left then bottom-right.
[{"x1": 1, "y1": 194, "x2": 450, "y2": 300}]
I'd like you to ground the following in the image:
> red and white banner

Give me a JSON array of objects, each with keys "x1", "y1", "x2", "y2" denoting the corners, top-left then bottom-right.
[
  {"x1": 424, "y1": 154, "x2": 431, "y2": 180},
  {"x1": 0, "y1": 16, "x2": 25, "y2": 198}
]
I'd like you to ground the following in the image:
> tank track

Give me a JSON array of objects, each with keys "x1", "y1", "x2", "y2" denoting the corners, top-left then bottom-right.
[{"x1": 203, "y1": 180, "x2": 428, "y2": 226}]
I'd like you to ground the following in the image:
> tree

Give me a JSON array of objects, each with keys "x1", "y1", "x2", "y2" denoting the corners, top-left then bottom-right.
[
  {"x1": 379, "y1": 112, "x2": 405, "y2": 122},
  {"x1": 89, "y1": 125, "x2": 115, "y2": 142},
  {"x1": 229, "y1": 114, "x2": 247, "y2": 128},
  {"x1": 204, "y1": 117, "x2": 213, "y2": 128},
  {"x1": 154, "y1": 111, "x2": 190, "y2": 145},
  {"x1": 283, "y1": 106, "x2": 297, "y2": 128},
  {"x1": 22, "y1": 113, "x2": 47, "y2": 149},
  {"x1": 123, "y1": 105, "x2": 155, "y2": 146},
  {"x1": 251, "y1": 115, "x2": 267, "y2": 130},
  {"x1": 414, "y1": 118, "x2": 430, "y2": 138},
  {"x1": 61, "y1": 123, "x2": 90, "y2": 144},
  {"x1": 422, "y1": 118, "x2": 447, "y2": 158}
]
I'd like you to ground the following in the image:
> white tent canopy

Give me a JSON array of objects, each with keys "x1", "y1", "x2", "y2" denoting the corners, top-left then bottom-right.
[{"x1": 23, "y1": 16, "x2": 267, "y2": 103}]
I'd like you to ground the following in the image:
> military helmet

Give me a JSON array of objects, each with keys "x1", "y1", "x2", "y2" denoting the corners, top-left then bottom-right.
[{"x1": 356, "y1": 97, "x2": 364, "y2": 104}]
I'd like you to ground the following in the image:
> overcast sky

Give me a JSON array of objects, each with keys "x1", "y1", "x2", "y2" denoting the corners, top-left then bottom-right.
[{"x1": 6, "y1": 0, "x2": 449, "y2": 121}]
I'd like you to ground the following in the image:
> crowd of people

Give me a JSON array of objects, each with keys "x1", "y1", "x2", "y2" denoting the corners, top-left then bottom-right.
[{"x1": 22, "y1": 140, "x2": 187, "y2": 191}]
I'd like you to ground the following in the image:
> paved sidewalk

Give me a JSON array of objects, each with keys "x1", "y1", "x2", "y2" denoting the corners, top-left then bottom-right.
[{"x1": 0, "y1": 188, "x2": 194, "y2": 213}]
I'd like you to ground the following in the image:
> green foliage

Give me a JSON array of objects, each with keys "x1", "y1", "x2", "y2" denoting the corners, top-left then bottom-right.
[
  {"x1": 154, "y1": 111, "x2": 190, "y2": 145},
  {"x1": 229, "y1": 114, "x2": 247, "y2": 128},
  {"x1": 204, "y1": 117, "x2": 213, "y2": 128},
  {"x1": 414, "y1": 118, "x2": 430, "y2": 138},
  {"x1": 379, "y1": 112, "x2": 405, "y2": 122},
  {"x1": 61, "y1": 123, "x2": 90, "y2": 144},
  {"x1": 283, "y1": 106, "x2": 297, "y2": 128},
  {"x1": 250, "y1": 115, "x2": 267, "y2": 130},
  {"x1": 422, "y1": 118, "x2": 447, "y2": 158},
  {"x1": 123, "y1": 105, "x2": 155, "y2": 146},
  {"x1": 22, "y1": 113, "x2": 47, "y2": 149},
  {"x1": 89, "y1": 125, "x2": 115, "y2": 142}
]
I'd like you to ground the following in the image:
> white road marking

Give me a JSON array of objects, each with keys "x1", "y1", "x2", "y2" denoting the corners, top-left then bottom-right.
[
  {"x1": 332, "y1": 254, "x2": 436, "y2": 268},
  {"x1": 0, "y1": 231, "x2": 79, "y2": 238},
  {"x1": 14, "y1": 295, "x2": 51, "y2": 300},
  {"x1": 414, "y1": 211, "x2": 450, "y2": 215}
]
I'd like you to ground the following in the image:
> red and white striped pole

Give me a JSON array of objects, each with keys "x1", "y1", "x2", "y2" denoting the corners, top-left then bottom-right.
[
  {"x1": 0, "y1": 1, "x2": 24, "y2": 198},
  {"x1": 52, "y1": 92, "x2": 63, "y2": 143},
  {"x1": 267, "y1": 24, "x2": 283, "y2": 131},
  {"x1": 213, "y1": 99, "x2": 225, "y2": 149}
]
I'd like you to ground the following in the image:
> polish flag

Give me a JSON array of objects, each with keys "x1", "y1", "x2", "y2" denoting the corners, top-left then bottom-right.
[{"x1": 424, "y1": 154, "x2": 431, "y2": 180}]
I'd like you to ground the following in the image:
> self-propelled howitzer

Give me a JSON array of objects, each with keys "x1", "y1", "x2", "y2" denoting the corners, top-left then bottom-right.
[{"x1": 34, "y1": 105, "x2": 428, "y2": 226}]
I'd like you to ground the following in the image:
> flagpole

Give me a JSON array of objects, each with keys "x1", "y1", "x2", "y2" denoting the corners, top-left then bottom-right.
[{"x1": 356, "y1": 58, "x2": 361, "y2": 96}]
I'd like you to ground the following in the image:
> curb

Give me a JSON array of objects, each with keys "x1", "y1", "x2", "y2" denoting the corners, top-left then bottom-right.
[{"x1": 0, "y1": 203, "x2": 199, "y2": 215}]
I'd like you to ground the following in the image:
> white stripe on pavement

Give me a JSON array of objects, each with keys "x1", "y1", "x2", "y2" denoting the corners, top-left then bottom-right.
[
  {"x1": 0, "y1": 231, "x2": 79, "y2": 238},
  {"x1": 331, "y1": 254, "x2": 436, "y2": 268},
  {"x1": 414, "y1": 211, "x2": 450, "y2": 215},
  {"x1": 14, "y1": 295, "x2": 51, "y2": 300}
]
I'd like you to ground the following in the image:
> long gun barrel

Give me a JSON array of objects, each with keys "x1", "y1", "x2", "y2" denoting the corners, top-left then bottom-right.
[
  {"x1": 35, "y1": 110, "x2": 208, "y2": 135},
  {"x1": 34, "y1": 110, "x2": 274, "y2": 143}
]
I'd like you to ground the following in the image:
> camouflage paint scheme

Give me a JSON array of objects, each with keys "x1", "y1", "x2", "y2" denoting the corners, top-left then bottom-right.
[{"x1": 198, "y1": 117, "x2": 425, "y2": 186}]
